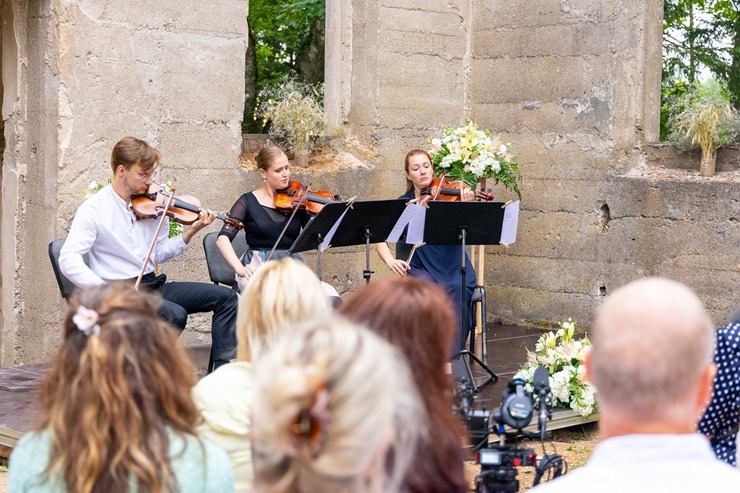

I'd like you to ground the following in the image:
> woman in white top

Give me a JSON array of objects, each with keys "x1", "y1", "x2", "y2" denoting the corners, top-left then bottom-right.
[{"x1": 192, "y1": 257, "x2": 333, "y2": 493}]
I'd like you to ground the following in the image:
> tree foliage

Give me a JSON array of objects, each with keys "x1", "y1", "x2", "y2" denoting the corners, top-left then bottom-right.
[
  {"x1": 244, "y1": 0, "x2": 326, "y2": 133},
  {"x1": 663, "y1": 0, "x2": 740, "y2": 139}
]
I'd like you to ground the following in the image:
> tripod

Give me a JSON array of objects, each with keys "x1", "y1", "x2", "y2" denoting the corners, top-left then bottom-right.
[{"x1": 423, "y1": 201, "x2": 513, "y2": 392}]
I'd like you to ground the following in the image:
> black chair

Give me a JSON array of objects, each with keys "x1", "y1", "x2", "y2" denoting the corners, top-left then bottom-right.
[
  {"x1": 201, "y1": 230, "x2": 248, "y2": 373},
  {"x1": 49, "y1": 239, "x2": 89, "y2": 303},
  {"x1": 202, "y1": 230, "x2": 249, "y2": 287}
]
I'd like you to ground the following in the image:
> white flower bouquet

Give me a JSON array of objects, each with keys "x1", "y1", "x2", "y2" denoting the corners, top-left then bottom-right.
[
  {"x1": 428, "y1": 119, "x2": 522, "y2": 199},
  {"x1": 514, "y1": 319, "x2": 597, "y2": 417}
]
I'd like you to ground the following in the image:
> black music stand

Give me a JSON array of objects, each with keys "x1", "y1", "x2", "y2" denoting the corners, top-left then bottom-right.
[
  {"x1": 288, "y1": 201, "x2": 351, "y2": 279},
  {"x1": 423, "y1": 200, "x2": 515, "y2": 392},
  {"x1": 314, "y1": 199, "x2": 408, "y2": 284}
]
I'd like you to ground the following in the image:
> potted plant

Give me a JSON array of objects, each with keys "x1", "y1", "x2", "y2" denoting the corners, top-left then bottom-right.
[
  {"x1": 667, "y1": 78, "x2": 736, "y2": 177},
  {"x1": 257, "y1": 79, "x2": 325, "y2": 167}
]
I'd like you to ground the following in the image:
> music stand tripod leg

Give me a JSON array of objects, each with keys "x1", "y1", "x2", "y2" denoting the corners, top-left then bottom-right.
[
  {"x1": 363, "y1": 226, "x2": 373, "y2": 284},
  {"x1": 458, "y1": 228, "x2": 498, "y2": 393}
]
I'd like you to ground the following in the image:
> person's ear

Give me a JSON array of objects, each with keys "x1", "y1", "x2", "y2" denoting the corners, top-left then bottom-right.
[
  {"x1": 583, "y1": 346, "x2": 594, "y2": 385},
  {"x1": 696, "y1": 363, "x2": 717, "y2": 412}
]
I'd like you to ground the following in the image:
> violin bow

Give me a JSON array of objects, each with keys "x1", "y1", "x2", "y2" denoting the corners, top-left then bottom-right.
[
  {"x1": 405, "y1": 242, "x2": 426, "y2": 265},
  {"x1": 266, "y1": 181, "x2": 312, "y2": 262},
  {"x1": 134, "y1": 185, "x2": 177, "y2": 290},
  {"x1": 475, "y1": 178, "x2": 486, "y2": 343}
]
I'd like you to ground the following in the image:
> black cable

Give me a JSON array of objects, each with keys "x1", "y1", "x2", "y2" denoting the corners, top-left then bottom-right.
[{"x1": 533, "y1": 454, "x2": 567, "y2": 486}]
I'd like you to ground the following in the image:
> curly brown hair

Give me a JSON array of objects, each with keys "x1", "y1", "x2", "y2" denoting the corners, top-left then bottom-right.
[{"x1": 38, "y1": 283, "x2": 200, "y2": 493}]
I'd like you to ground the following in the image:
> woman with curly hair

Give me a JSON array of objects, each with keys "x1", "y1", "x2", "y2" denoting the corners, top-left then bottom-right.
[
  {"x1": 8, "y1": 283, "x2": 233, "y2": 493},
  {"x1": 340, "y1": 276, "x2": 469, "y2": 493}
]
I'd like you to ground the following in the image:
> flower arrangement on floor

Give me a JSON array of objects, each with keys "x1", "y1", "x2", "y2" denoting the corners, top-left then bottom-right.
[
  {"x1": 82, "y1": 180, "x2": 183, "y2": 238},
  {"x1": 514, "y1": 318, "x2": 597, "y2": 417},
  {"x1": 428, "y1": 119, "x2": 522, "y2": 199}
]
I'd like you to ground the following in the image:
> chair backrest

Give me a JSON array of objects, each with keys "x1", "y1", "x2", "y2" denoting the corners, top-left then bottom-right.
[
  {"x1": 203, "y1": 231, "x2": 248, "y2": 287},
  {"x1": 48, "y1": 239, "x2": 89, "y2": 303}
]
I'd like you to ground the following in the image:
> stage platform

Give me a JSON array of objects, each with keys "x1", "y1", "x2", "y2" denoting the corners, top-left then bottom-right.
[{"x1": 0, "y1": 323, "x2": 564, "y2": 458}]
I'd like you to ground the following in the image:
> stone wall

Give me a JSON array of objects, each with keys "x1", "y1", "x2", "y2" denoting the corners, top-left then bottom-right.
[
  {"x1": 1, "y1": 0, "x2": 738, "y2": 366},
  {"x1": 0, "y1": 0, "x2": 248, "y2": 366},
  {"x1": 336, "y1": 0, "x2": 737, "y2": 328}
]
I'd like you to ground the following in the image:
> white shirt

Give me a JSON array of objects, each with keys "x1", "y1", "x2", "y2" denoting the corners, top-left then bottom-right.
[
  {"x1": 59, "y1": 184, "x2": 186, "y2": 288},
  {"x1": 530, "y1": 433, "x2": 740, "y2": 492}
]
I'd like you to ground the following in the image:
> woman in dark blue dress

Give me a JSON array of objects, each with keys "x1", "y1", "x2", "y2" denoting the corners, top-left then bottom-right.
[{"x1": 376, "y1": 149, "x2": 478, "y2": 356}]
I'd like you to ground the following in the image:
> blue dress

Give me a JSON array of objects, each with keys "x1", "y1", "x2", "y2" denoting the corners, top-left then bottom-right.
[
  {"x1": 399, "y1": 191, "x2": 477, "y2": 356},
  {"x1": 698, "y1": 321, "x2": 740, "y2": 466}
]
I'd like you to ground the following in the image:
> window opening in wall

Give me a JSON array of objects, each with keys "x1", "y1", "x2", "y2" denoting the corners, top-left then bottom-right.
[
  {"x1": 661, "y1": 1, "x2": 740, "y2": 141},
  {"x1": 244, "y1": 0, "x2": 326, "y2": 134}
]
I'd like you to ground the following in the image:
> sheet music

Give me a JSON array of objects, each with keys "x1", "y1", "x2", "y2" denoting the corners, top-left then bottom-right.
[
  {"x1": 404, "y1": 204, "x2": 426, "y2": 245},
  {"x1": 319, "y1": 207, "x2": 351, "y2": 252},
  {"x1": 386, "y1": 203, "x2": 426, "y2": 244},
  {"x1": 500, "y1": 200, "x2": 520, "y2": 245}
]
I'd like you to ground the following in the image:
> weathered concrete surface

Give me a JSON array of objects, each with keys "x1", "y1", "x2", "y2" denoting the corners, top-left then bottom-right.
[
  {"x1": 2, "y1": 0, "x2": 738, "y2": 366},
  {"x1": 1, "y1": 0, "x2": 247, "y2": 366},
  {"x1": 338, "y1": 0, "x2": 737, "y2": 331}
]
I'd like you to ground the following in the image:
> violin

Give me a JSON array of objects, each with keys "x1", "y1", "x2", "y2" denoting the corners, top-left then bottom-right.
[
  {"x1": 131, "y1": 184, "x2": 244, "y2": 230},
  {"x1": 418, "y1": 177, "x2": 494, "y2": 204},
  {"x1": 273, "y1": 181, "x2": 339, "y2": 215}
]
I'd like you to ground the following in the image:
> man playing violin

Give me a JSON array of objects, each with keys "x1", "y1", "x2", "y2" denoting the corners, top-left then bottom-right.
[
  {"x1": 59, "y1": 136, "x2": 238, "y2": 370},
  {"x1": 376, "y1": 149, "x2": 478, "y2": 356}
]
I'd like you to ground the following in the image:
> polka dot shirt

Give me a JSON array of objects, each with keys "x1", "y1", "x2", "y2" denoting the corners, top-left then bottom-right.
[{"x1": 698, "y1": 321, "x2": 740, "y2": 466}]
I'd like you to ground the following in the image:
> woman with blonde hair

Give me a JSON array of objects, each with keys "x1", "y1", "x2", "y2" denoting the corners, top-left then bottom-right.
[
  {"x1": 251, "y1": 316, "x2": 425, "y2": 493},
  {"x1": 192, "y1": 257, "x2": 333, "y2": 492},
  {"x1": 8, "y1": 283, "x2": 233, "y2": 493}
]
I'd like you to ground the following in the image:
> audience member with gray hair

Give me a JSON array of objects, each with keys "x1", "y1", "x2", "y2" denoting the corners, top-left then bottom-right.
[
  {"x1": 531, "y1": 277, "x2": 740, "y2": 492},
  {"x1": 250, "y1": 316, "x2": 425, "y2": 493}
]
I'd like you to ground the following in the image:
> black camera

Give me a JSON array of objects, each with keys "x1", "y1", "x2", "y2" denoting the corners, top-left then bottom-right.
[{"x1": 455, "y1": 367, "x2": 566, "y2": 493}]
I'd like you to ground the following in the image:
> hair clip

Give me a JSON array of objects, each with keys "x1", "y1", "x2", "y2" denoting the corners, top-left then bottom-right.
[
  {"x1": 72, "y1": 305, "x2": 101, "y2": 336},
  {"x1": 290, "y1": 384, "x2": 330, "y2": 459}
]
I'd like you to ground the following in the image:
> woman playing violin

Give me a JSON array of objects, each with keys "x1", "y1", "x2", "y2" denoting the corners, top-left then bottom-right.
[
  {"x1": 216, "y1": 145, "x2": 311, "y2": 287},
  {"x1": 376, "y1": 149, "x2": 478, "y2": 355}
]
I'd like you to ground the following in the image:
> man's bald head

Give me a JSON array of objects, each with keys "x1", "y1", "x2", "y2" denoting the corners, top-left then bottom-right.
[{"x1": 590, "y1": 278, "x2": 714, "y2": 422}]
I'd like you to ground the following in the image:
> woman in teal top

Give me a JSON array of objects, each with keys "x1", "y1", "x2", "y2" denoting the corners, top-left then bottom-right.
[{"x1": 8, "y1": 283, "x2": 233, "y2": 493}]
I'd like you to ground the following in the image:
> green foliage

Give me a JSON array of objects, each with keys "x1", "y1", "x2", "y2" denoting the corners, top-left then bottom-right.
[
  {"x1": 666, "y1": 78, "x2": 737, "y2": 153},
  {"x1": 257, "y1": 78, "x2": 325, "y2": 152},
  {"x1": 661, "y1": 78, "x2": 691, "y2": 141},
  {"x1": 662, "y1": 0, "x2": 740, "y2": 137},
  {"x1": 249, "y1": 0, "x2": 326, "y2": 128}
]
